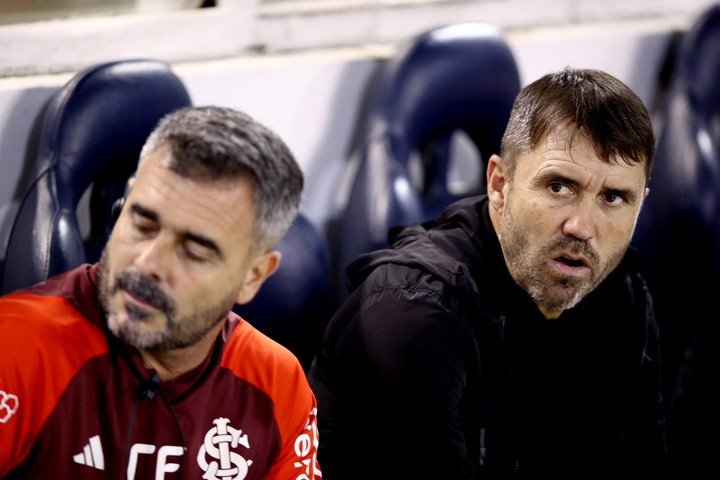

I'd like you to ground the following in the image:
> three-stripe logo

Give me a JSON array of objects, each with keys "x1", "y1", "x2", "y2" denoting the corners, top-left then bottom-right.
[{"x1": 73, "y1": 435, "x2": 105, "y2": 470}]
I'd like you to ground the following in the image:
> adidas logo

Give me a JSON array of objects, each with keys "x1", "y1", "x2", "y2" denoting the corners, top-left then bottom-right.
[{"x1": 73, "y1": 435, "x2": 105, "y2": 470}]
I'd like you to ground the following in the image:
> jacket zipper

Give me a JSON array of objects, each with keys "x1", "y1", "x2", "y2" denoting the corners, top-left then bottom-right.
[{"x1": 479, "y1": 427, "x2": 487, "y2": 466}]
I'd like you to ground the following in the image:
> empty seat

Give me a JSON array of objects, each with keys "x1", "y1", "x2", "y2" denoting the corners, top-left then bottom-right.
[
  {"x1": 1, "y1": 59, "x2": 192, "y2": 294},
  {"x1": 234, "y1": 213, "x2": 333, "y2": 371},
  {"x1": 328, "y1": 22, "x2": 521, "y2": 297}
]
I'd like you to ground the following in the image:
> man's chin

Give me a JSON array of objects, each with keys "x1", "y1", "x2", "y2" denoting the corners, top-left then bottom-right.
[
  {"x1": 107, "y1": 315, "x2": 167, "y2": 350},
  {"x1": 540, "y1": 283, "x2": 591, "y2": 312}
]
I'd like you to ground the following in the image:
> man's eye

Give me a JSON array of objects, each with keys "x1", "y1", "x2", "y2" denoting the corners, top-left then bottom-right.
[
  {"x1": 548, "y1": 182, "x2": 571, "y2": 195},
  {"x1": 183, "y1": 245, "x2": 209, "y2": 263},
  {"x1": 133, "y1": 220, "x2": 156, "y2": 235},
  {"x1": 604, "y1": 191, "x2": 625, "y2": 206}
]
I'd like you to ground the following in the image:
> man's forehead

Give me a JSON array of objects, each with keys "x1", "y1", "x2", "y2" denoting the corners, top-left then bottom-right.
[
  {"x1": 525, "y1": 133, "x2": 646, "y2": 185},
  {"x1": 541, "y1": 126, "x2": 647, "y2": 167},
  {"x1": 133, "y1": 166, "x2": 254, "y2": 228}
]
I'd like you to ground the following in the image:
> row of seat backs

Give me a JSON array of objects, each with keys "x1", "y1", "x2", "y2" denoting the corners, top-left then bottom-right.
[
  {"x1": 0, "y1": 21, "x2": 522, "y2": 369},
  {"x1": 5, "y1": 10, "x2": 719, "y2": 379}
]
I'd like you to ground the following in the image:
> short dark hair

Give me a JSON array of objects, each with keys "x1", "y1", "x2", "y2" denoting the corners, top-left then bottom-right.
[
  {"x1": 140, "y1": 105, "x2": 303, "y2": 250},
  {"x1": 500, "y1": 67, "x2": 655, "y2": 180}
]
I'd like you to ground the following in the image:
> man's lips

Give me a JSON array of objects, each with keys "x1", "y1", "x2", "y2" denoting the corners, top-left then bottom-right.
[
  {"x1": 556, "y1": 251, "x2": 589, "y2": 267},
  {"x1": 122, "y1": 289, "x2": 161, "y2": 312},
  {"x1": 549, "y1": 252, "x2": 591, "y2": 277}
]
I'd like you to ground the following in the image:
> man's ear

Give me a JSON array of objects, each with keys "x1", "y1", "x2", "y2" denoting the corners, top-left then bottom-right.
[
  {"x1": 487, "y1": 154, "x2": 509, "y2": 214},
  {"x1": 111, "y1": 175, "x2": 136, "y2": 219},
  {"x1": 235, "y1": 250, "x2": 281, "y2": 305}
]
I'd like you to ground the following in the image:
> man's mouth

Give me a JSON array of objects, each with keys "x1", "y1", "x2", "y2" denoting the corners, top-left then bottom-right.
[
  {"x1": 556, "y1": 254, "x2": 588, "y2": 268},
  {"x1": 122, "y1": 288, "x2": 162, "y2": 313},
  {"x1": 550, "y1": 252, "x2": 591, "y2": 277}
]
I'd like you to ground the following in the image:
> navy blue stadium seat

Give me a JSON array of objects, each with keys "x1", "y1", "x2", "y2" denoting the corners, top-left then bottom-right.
[
  {"x1": 0, "y1": 59, "x2": 192, "y2": 295},
  {"x1": 234, "y1": 213, "x2": 333, "y2": 371},
  {"x1": 328, "y1": 22, "x2": 521, "y2": 297},
  {"x1": 631, "y1": 5, "x2": 720, "y2": 478}
]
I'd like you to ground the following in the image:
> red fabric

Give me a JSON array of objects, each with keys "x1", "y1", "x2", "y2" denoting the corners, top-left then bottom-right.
[
  {"x1": 0, "y1": 292, "x2": 108, "y2": 476},
  {"x1": 223, "y1": 322, "x2": 320, "y2": 480},
  {"x1": 0, "y1": 264, "x2": 320, "y2": 479}
]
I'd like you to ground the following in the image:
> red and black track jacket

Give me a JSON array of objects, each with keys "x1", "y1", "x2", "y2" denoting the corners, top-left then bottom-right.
[{"x1": 0, "y1": 263, "x2": 320, "y2": 480}]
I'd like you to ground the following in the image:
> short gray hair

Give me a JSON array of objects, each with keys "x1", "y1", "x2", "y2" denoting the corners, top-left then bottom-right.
[{"x1": 139, "y1": 105, "x2": 303, "y2": 250}]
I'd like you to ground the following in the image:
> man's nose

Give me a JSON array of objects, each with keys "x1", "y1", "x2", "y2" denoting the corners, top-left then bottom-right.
[
  {"x1": 133, "y1": 236, "x2": 170, "y2": 281},
  {"x1": 562, "y1": 199, "x2": 598, "y2": 241}
]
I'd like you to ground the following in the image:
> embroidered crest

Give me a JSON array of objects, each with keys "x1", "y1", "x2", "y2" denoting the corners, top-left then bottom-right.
[{"x1": 197, "y1": 417, "x2": 252, "y2": 480}]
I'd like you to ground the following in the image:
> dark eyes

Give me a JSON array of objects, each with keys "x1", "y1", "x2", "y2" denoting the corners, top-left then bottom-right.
[
  {"x1": 548, "y1": 182, "x2": 627, "y2": 206},
  {"x1": 603, "y1": 191, "x2": 626, "y2": 206},
  {"x1": 548, "y1": 182, "x2": 571, "y2": 195}
]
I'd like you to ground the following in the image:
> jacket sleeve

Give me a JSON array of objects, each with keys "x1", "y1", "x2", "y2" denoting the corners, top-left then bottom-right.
[
  {"x1": 263, "y1": 358, "x2": 321, "y2": 480},
  {"x1": 223, "y1": 318, "x2": 322, "y2": 480},
  {"x1": 310, "y1": 281, "x2": 475, "y2": 480},
  {"x1": 0, "y1": 293, "x2": 107, "y2": 478}
]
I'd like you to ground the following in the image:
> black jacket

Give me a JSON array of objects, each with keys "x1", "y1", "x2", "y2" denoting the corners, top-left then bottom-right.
[{"x1": 309, "y1": 195, "x2": 667, "y2": 479}]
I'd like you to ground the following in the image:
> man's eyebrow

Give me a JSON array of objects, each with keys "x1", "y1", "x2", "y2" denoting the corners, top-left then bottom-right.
[
  {"x1": 129, "y1": 203, "x2": 224, "y2": 259},
  {"x1": 535, "y1": 170, "x2": 641, "y2": 204},
  {"x1": 534, "y1": 170, "x2": 579, "y2": 187},
  {"x1": 603, "y1": 186, "x2": 639, "y2": 204},
  {"x1": 130, "y1": 203, "x2": 159, "y2": 222}
]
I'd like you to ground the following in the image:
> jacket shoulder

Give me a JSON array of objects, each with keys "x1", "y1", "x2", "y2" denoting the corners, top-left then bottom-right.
[{"x1": 0, "y1": 290, "x2": 108, "y2": 477}]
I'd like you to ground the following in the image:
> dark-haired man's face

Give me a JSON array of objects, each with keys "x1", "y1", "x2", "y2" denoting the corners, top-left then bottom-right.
[
  {"x1": 488, "y1": 128, "x2": 648, "y2": 319},
  {"x1": 98, "y1": 146, "x2": 278, "y2": 350}
]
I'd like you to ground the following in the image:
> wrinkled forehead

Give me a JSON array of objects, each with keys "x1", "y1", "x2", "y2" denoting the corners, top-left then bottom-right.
[
  {"x1": 535, "y1": 127, "x2": 648, "y2": 186},
  {"x1": 541, "y1": 124, "x2": 644, "y2": 168}
]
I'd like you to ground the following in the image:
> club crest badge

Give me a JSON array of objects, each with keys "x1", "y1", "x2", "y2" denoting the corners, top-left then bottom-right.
[{"x1": 197, "y1": 417, "x2": 252, "y2": 480}]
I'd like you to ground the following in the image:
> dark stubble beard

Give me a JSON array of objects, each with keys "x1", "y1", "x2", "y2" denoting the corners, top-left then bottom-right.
[
  {"x1": 97, "y1": 249, "x2": 236, "y2": 351},
  {"x1": 497, "y1": 194, "x2": 626, "y2": 313}
]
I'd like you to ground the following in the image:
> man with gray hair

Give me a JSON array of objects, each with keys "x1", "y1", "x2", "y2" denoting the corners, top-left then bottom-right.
[{"x1": 0, "y1": 106, "x2": 320, "y2": 479}]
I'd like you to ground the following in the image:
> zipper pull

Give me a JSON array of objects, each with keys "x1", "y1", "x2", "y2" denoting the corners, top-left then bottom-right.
[{"x1": 479, "y1": 427, "x2": 487, "y2": 466}]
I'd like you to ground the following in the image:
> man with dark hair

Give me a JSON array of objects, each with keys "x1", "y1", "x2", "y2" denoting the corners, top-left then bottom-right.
[
  {"x1": 310, "y1": 67, "x2": 667, "y2": 479},
  {"x1": 0, "y1": 106, "x2": 320, "y2": 479}
]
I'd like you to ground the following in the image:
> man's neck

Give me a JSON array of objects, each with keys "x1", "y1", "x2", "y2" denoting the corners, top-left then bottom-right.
[{"x1": 139, "y1": 320, "x2": 225, "y2": 381}]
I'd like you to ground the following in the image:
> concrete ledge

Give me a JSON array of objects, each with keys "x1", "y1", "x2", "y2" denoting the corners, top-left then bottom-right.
[{"x1": 0, "y1": 0, "x2": 715, "y2": 77}]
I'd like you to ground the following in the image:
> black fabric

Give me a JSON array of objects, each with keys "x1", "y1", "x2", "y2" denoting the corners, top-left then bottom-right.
[{"x1": 309, "y1": 195, "x2": 667, "y2": 480}]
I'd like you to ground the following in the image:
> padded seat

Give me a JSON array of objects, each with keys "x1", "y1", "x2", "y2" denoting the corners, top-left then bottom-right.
[
  {"x1": 328, "y1": 22, "x2": 521, "y2": 297},
  {"x1": 1, "y1": 59, "x2": 192, "y2": 294}
]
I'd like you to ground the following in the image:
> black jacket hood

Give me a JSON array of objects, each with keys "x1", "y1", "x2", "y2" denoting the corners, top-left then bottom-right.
[
  {"x1": 344, "y1": 195, "x2": 500, "y2": 297},
  {"x1": 343, "y1": 194, "x2": 642, "y2": 308}
]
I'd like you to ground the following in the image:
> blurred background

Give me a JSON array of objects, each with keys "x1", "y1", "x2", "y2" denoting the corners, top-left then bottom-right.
[{"x1": 1, "y1": 0, "x2": 716, "y2": 250}]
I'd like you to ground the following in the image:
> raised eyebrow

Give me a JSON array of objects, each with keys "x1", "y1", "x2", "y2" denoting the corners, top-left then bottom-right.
[
  {"x1": 535, "y1": 170, "x2": 579, "y2": 188},
  {"x1": 536, "y1": 171, "x2": 639, "y2": 204}
]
